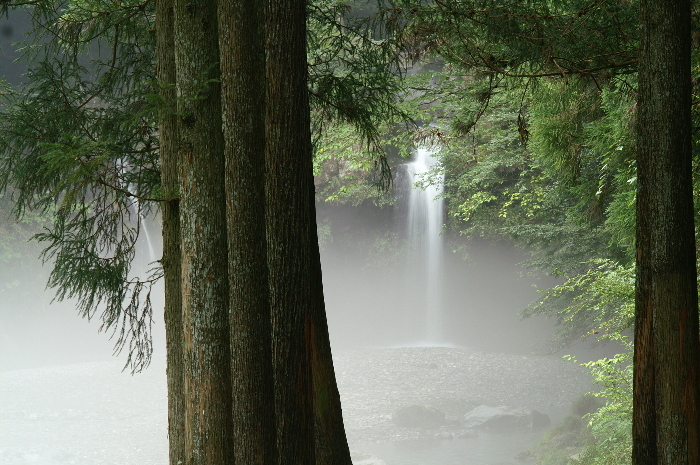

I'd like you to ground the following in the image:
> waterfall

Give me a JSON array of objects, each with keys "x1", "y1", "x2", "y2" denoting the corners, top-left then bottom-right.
[
  {"x1": 406, "y1": 147, "x2": 445, "y2": 343},
  {"x1": 139, "y1": 212, "x2": 157, "y2": 263},
  {"x1": 127, "y1": 198, "x2": 157, "y2": 269}
]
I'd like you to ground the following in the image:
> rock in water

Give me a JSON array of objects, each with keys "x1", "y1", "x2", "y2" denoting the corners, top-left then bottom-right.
[
  {"x1": 531, "y1": 409, "x2": 551, "y2": 429},
  {"x1": 392, "y1": 405, "x2": 446, "y2": 428},
  {"x1": 462, "y1": 405, "x2": 550, "y2": 430}
]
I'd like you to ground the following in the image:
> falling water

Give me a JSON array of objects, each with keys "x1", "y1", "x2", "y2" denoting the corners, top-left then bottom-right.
[
  {"x1": 138, "y1": 212, "x2": 157, "y2": 263},
  {"x1": 406, "y1": 147, "x2": 445, "y2": 343},
  {"x1": 128, "y1": 199, "x2": 157, "y2": 268}
]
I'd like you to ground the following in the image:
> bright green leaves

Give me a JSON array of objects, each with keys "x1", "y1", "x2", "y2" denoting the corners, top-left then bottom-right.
[{"x1": 525, "y1": 259, "x2": 634, "y2": 346}]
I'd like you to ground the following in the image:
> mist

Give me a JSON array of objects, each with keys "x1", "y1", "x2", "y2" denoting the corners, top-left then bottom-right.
[
  {"x1": 0, "y1": 149, "x2": 607, "y2": 465},
  {"x1": 0, "y1": 14, "x2": 595, "y2": 455}
]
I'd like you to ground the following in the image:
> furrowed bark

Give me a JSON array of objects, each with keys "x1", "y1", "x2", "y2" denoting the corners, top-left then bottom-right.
[
  {"x1": 173, "y1": 0, "x2": 233, "y2": 462},
  {"x1": 634, "y1": 0, "x2": 700, "y2": 463},
  {"x1": 219, "y1": 0, "x2": 277, "y2": 463},
  {"x1": 155, "y1": 0, "x2": 184, "y2": 463},
  {"x1": 264, "y1": 0, "x2": 315, "y2": 462}
]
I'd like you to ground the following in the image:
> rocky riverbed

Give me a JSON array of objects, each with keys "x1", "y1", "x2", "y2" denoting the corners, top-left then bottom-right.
[
  {"x1": 335, "y1": 347, "x2": 592, "y2": 445},
  {"x1": 0, "y1": 346, "x2": 592, "y2": 465}
]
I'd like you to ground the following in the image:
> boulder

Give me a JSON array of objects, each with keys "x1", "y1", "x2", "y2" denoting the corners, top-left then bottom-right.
[
  {"x1": 391, "y1": 405, "x2": 446, "y2": 428},
  {"x1": 455, "y1": 428, "x2": 479, "y2": 439},
  {"x1": 531, "y1": 409, "x2": 551, "y2": 429},
  {"x1": 461, "y1": 405, "x2": 551, "y2": 430}
]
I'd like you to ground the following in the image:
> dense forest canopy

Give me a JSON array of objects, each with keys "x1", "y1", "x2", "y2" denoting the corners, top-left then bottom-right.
[{"x1": 312, "y1": 1, "x2": 699, "y2": 463}]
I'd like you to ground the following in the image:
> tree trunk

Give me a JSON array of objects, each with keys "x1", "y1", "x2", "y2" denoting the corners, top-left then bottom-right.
[
  {"x1": 264, "y1": 0, "x2": 315, "y2": 463},
  {"x1": 264, "y1": 1, "x2": 353, "y2": 463},
  {"x1": 634, "y1": 1, "x2": 700, "y2": 464},
  {"x1": 308, "y1": 190, "x2": 352, "y2": 465},
  {"x1": 173, "y1": 0, "x2": 233, "y2": 463},
  {"x1": 155, "y1": 0, "x2": 184, "y2": 463},
  {"x1": 219, "y1": 1, "x2": 278, "y2": 464}
]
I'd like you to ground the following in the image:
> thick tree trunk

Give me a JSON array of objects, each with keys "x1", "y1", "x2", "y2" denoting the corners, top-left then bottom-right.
[
  {"x1": 264, "y1": 1, "x2": 352, "y2": 463},
  {"x1": 173, "y1": 0, "x2": 232, "y2": 463},
  {"x1": 219, "y1": 1, "x2": 278, "y2": 464},
  {"x1": 155, "y1": 0, "x2": 184, "y2": 463},
  {"x1": 308, "y1": 193, "x2": 352, "y2": 465},
  {"x1": 264, "y1": 0, "x2": 315, "y2": 463},
  {"x1": 634, "y1": 0, "x2": 700, "y2": 464}
]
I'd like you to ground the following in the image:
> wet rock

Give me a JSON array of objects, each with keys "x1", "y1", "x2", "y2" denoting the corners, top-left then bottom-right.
[
  {"x1": 392, "y1": 405, "x2": 446, "y2": 428},
  {"x1": 530, "y1": 410, "x2": 551, "y2": 429},
  {"x1": 455, "y1": 428, "x2": 478, "y2": 439},
  {"x1": 462, "y1": 405, "x2": 539, "y2": 430},
  {"x1": 334, "y1": 347, "x2": 591, "y2": 444}
]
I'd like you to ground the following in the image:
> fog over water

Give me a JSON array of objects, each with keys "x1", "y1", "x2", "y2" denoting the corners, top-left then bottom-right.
[
  {"x1": 0, "y1": 8, "x2": 623, "y2": 463},
  {"x1": 0, "y1": 148, "x2": 607, "y2": 465},
  {"x1": 1, "y1": 193, "x2": 559, "y2": 370},
  {"x1": 5, "y1": 159, "x2": 626, "y2": 465}
]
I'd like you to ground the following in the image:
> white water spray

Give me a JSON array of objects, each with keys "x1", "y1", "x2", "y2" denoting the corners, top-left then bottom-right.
[{"x1": 406, "y1": 147, "x2": 445, "y2": 343}]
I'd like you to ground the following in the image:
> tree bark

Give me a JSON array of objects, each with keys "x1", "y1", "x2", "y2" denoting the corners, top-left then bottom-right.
[
  {"x1": 264, "y1": 1, "x2": 353, "y2": 463},
  {"x1": 219, "y1": 1, "x2": 278, "y2": 464},
  {"x1": 264, "y1": 0, "x2": 316, "y2": 463},
  {"x1": 308, "y1": 190, "x2": 352, "y2": 465},
  {"x1": 634, "y1": 0, "x2": 700, "y2": 463},
  {"x1": 155, "y1": 0, "x2": 184, "y2": 463},
  {"x1": 173, "y1": 0, "x2": 233, "y2": 463}
]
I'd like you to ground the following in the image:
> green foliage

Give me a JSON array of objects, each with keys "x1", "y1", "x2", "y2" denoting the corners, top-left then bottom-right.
[
  {"x1": 438, "y1": 83, "x2": 555, "y2": 239},
  {"x1": 524, "y1": 258, "x2": 633, "y2": 465},
  {"x1": 376, "y1": 0, "x2": 638, "y2": 79},
  {"x1": 0, "y1": 0, "x2": 159, "y2": 372},
  {"x1": 0, "y1": 0, "x2": 411, "y2": 371},
  {"x1": 532, "y1": 388, "x2": 630, "y2": 465},
  {"x1": 532, "y1": 394, "x2": 598, "y2": 465},
  {"x1": 309, "y1": 0, "x2": 413, "y2": 191},
  {"x1": 314, "y1": 122, "x2": 396, "y2": 206},
  {"x1": 523, "y1": 259, "x2": 634, "y2": 350},
  {"x1": 563, "y1": 346, "x2": 632, "y2": 465}
]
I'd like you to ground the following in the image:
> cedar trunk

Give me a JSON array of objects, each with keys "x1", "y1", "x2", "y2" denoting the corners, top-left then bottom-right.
[
  {"x1": 155, "y1": 0, "x2": 184, "y2": 463},
  {"x1": 173, "y1": 0, "x2": 233, "y2": 463},
  {"x1": 634, "y1": 0, "x2": 700, "y2": 463},
  {"x1": 219, "y1": 1, "x2": 278, "y2": 463},
  {"x1": 308, "y1": 189, "x2": 352, "y2": 465},
  {"x1": 264, "y1": 0, "x2": 315, "y2": 462},
  {"x1": 264, "y1": 1, "x2": 352, "y2": 463}
]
